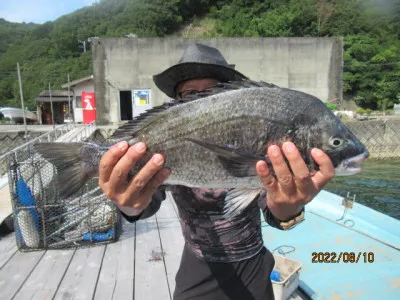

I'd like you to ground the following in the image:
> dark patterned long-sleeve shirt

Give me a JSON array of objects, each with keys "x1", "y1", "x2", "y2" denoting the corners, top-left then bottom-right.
[{"x1": 121, "y1": 186, "x2": 275, "y2": 263}]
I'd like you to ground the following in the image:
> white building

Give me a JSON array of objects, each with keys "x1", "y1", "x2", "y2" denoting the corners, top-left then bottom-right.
[{"x1": 61, "y1": 75, "x2": 94, "y2": 123}]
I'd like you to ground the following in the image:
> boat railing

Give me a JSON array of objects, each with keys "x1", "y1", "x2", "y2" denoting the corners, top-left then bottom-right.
[
  {"x1": 0, "y1": 123, "x2": 76, "y2": 178},
  {"x1": 68, "y1": 121, "x2": 96, "y2": 142}
]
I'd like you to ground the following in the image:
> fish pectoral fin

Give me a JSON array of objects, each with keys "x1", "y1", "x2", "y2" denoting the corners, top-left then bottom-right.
[
  {"x1": 223, "y1": 188, "x2": 263, "y2": 218},
  {"x1": 184, "y1": 138, "x2": 269, "y2": 177}
]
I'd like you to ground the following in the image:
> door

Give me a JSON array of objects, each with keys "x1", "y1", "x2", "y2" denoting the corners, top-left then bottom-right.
[{"x1": 120, "y1": 91, "x2": 133, "y2": 121}]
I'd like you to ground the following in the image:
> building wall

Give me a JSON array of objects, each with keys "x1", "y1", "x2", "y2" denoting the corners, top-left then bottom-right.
[
  {"x1": 71, "y1": 81, "x2": 94, "y2": 123},
  {"x1": 345, "y1": 120, "x2": 400, "y2": 159},
  {"x1": 92, "y1": 37, "x2": 343, "y2": 124}
]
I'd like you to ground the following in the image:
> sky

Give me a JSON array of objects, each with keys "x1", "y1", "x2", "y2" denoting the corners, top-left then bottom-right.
[{"x1": 0, "y1": 0, "x2": 98, "y2": 24}]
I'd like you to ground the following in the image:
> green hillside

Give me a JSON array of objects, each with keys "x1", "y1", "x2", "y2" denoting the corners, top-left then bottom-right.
[{"x1": 0, "y1": 0, "x2": 399, "y2": 111}]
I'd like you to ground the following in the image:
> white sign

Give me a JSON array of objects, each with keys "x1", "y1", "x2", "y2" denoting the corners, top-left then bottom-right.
[
  {"x1": 84, "y1": 98, "x2": 93, "y2": 110},
  {"x1": 133, "y1": 89, "x2": 151, "y2": 106},
  {"x1": 132, "y1": 89, "x2": 152, "y2": 118}
]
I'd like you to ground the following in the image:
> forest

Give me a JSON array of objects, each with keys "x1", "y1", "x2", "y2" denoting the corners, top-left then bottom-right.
[{"x1": 0, "y1": 0, "x2": 398, "y2": 111}]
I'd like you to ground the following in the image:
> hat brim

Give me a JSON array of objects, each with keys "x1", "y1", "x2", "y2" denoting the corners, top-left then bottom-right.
[{"x1": 153, "y1": 62, "x2": 247, "y2": 98}]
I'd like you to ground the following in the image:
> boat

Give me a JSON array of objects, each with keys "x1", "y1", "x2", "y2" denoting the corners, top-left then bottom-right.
[
  {"x1": 262, "y1": 190, "x2": 400, "y2": 299},
  {"x1": 0, "y1": 107, "x2": 37, "y2": 124}
]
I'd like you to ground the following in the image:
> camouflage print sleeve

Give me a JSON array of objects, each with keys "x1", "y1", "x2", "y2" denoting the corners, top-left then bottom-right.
[{"x1": 119, "y1": 187, "x2": 166, "y2": 223}]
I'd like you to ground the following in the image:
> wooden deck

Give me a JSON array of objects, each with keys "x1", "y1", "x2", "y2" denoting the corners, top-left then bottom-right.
[
  {"x1": 0, "y1": 193, "x2": 305, "y2": 300},
  {"x1": 0, "y1": 193, "x2": 184, "y2": 300}
]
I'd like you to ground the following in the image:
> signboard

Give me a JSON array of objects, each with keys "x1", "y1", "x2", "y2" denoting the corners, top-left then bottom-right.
[
  {"x1": 132, "y1": 89, "x2": 152, "y2": 117},
  {"x1": 82, "y1": 92, "x2": 96, "y2": 124},
  {"x1": 133, "y1": 89, "x2": 151, "y2": 106}
]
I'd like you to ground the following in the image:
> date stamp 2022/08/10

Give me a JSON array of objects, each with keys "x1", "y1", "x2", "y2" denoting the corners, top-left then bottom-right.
[{"x1": 312, "y1": 252, "x2": 375, "y2": 263}]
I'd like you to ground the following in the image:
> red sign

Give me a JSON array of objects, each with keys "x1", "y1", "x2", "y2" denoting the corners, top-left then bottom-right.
[{"x1": 82, "y1": 92, "x2": 96, "y2": 124}]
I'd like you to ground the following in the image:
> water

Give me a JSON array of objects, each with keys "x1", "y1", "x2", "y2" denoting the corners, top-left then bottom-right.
[{"x1": 324, "y1": 159, "x2": 400, "y2": 220}]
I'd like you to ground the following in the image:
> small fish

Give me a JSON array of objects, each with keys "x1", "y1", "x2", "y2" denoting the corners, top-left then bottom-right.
[{"x1": 34, "y1": 80, "x2": 369, "y2": 217}]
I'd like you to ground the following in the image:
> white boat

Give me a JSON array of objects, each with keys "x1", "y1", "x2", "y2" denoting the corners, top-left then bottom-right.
[{"x1": 0, "y1": 107, "x2": 37, "y2": 123}]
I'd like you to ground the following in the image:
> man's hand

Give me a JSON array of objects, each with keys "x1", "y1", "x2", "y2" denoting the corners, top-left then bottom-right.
[
  {"x1": 256, "y1": 141, "x2": 335, "y2": 221},
  {"x1": 98, "y1": 141, "x2": 170, "y2": 216}
]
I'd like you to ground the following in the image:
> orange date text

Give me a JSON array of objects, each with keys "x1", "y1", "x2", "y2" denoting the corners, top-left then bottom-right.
[{"x1": 311, "y1": 252, "x2": 375, "y2": 263}]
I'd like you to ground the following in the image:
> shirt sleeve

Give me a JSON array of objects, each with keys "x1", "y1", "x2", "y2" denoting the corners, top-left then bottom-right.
[
  {"x1": 257, "y1": 190, "x2": 285, "y2": 230},
  {"x1": 119, "y1": 187, "x2": 166, "y2": 223}
]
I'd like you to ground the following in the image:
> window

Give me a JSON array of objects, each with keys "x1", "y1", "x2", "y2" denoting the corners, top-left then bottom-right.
[{"x1": 76, "y1": 96, "x2": 82, "y2": 108}]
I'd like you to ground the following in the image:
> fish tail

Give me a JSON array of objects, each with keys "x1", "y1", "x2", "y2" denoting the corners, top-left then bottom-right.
[{"x1": 34, "y1": 142, "x2": 102, "y2": 198}]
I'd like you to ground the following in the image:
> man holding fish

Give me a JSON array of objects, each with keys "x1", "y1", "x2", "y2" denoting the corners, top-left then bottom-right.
[
  {"x1": 98, "y1": 44, "x2": 340, "y2": 300},
  {"x1": 36, "y1": 43, "x2": 368, "y2": 299}
]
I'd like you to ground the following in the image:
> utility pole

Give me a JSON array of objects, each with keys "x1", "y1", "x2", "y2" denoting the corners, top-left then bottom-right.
[
  {"x1": 67, "y1": 73, "x2": 75, "y2": 126},
  {"x1": 67, "y1": 73, "x2": 71, "y2": 115},
  {"x1": 49, "y1": 83, "x2": 55, "y2": 129},
  {"x1": 17, "y1": 62, "x2": 28, "y2": 139}
]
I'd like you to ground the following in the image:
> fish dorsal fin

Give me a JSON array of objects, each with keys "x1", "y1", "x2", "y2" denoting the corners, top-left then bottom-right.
[
  {"x1": 111, "y1": 80, "x2": 279, "y2": 139},
  {"x1": 190, "y1": 80, "x2": 279, "y2": 99},
  {"x1": 111, "y1": 101, "x2": 184, "y2": 139},
  {"x1": 222, "y1": 80, "x2": 278, "y2": 89}
]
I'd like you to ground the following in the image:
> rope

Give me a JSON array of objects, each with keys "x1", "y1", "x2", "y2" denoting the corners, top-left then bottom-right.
[{"x1": 271, "y1": 245, "x2": 296, "y2": 256}]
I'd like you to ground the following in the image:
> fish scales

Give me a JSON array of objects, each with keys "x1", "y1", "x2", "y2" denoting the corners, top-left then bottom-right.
[{"x1": 131, "y1": 87, "x2": 297, "y2": 187}]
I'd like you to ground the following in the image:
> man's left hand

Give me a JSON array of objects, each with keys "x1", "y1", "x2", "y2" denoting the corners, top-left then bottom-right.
[{"x1": 256, "y1": 141, "x2": 335, "y2": 221}]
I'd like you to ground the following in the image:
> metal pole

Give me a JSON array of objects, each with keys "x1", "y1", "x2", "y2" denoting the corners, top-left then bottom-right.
[
  {"x1": 67, "y1": 73, "x2": 75, "y2": 126},
  {"x1": 67, "y1": 74, "x2": 71, "y2": 115},
  {"x1": 17, "y1": 62, "x2": 28, "y2": 139},
  {"x1": 49, "y1": 83, "x2": 55, "y2": 129}
]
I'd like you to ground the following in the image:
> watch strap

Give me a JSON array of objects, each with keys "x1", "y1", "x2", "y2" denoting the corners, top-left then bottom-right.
[{"x1": 264, "y1": 206, "x2": 305, "y2": 230}]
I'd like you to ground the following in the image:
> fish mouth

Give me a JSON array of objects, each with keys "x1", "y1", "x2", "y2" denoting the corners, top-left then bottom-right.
[{"x1": 334, "y1": 151, "x2": 369, "y2": 176}]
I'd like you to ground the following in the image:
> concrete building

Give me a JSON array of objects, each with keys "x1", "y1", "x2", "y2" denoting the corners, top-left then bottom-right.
[
  {"x1": 61, "y1": 75, "x2": 94, "y2": 123},
  {"x1": 92, "y1": 37, "x2": 343, "y2": 124}
]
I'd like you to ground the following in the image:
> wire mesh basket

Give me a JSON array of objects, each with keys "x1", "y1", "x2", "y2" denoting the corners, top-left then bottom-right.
[{"x1": 5, "y1": 129, "x2": 122, "y2": 251}]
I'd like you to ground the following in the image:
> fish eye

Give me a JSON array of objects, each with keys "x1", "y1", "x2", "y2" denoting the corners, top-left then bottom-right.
[{"x1": 329, "y1": 136, "x2": 343, "y2": 148}]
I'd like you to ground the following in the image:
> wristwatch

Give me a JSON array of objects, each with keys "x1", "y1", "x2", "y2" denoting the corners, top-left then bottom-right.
[{"x1": 264, "y1": 206, "x2": 305, "y2": 230}]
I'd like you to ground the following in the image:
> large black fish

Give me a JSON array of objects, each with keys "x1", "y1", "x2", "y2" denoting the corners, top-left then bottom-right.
[{"x1": 35, "y1": 81, "x2": 368, "y2": 217}]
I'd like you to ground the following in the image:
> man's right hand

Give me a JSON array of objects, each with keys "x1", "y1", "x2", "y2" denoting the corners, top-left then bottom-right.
[{"x1": 98, "y1": 141, "x2": 170, "y2": 216}]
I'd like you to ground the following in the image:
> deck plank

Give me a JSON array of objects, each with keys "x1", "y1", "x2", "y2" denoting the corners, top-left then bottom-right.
[
  {"x1": 13, "y1": 288, "x2": 55, "y2": 300},
  {"x1": 0, "y1": 234, "x2": 18, "y2": 269},
  {"x1": 0, "y1": 250, "x2": 45, "y2": 299},
  {"x1": 94, "y1": 221, "x2": 135, "y2": 300},
  {"x1": 135, "y1": 216, "x2": 170, "y2": 300},
  {"x1": 53, "y1": 245, "x2": 106, "y2": 300},
  {"x1": 156, "y1": 194, "x2": 184, "y2": 295},
  {"x1": 13, "y1": 249, "x2": 75, "y2": 300}
]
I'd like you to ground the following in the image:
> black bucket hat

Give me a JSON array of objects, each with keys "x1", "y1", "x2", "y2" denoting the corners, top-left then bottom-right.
[{"x1": 153, "y1": 43, "x2": 247, "y2": 98}]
